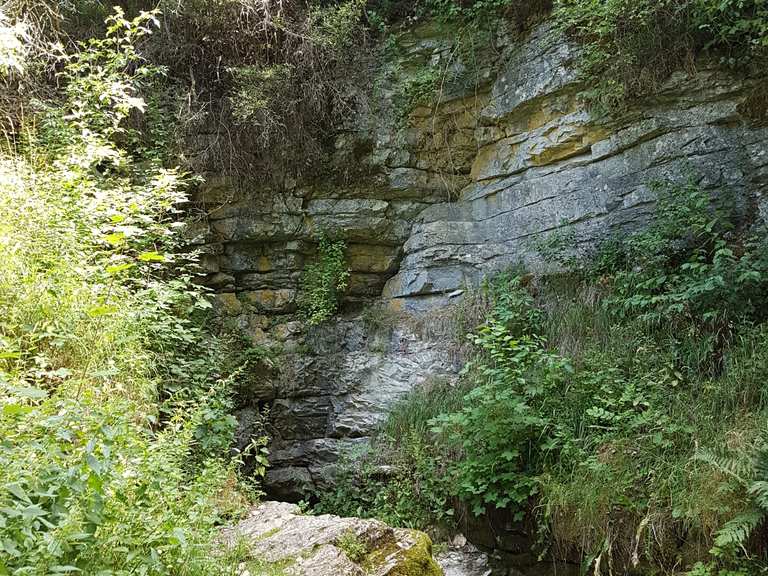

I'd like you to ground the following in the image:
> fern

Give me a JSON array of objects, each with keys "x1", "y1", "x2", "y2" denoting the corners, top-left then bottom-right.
[
  {"x1": 713, "y1": 510, "x2": 764, "y2": 550},
  {"x1": 695, "y1": 449, "x2": 753, "y2": 486},
  {"x1": 751, "y1": 480, "x2": 768, "y2": 510},
  {"x1": 701, "y1": 433, "x2": 768, "y2": 553}
]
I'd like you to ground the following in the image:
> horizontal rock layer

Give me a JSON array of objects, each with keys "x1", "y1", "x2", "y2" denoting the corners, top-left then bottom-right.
[{"x1": 198, "y1": 18, "x2": 768, "y2": 493}]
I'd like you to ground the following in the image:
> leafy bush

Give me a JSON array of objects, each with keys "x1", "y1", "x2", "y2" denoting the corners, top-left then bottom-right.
[
  {"x1": 596, "y1": 179, "x2": 768, "y2": 373},
  {"x1": 555, "y1": 0, "x2": 768, "y2": 111},
  {"x1": 298, "y1": 232, "x2": 350, "y2": 326},
  {"x1": 430, "y1": 275, "x2": 569, "y2": 516},
  {"x1": 0, "y1": 9, "x2": 262, "y2": 574},
  {"x1": 316, "y1": 432, "x2": 456, "y2": 531}
]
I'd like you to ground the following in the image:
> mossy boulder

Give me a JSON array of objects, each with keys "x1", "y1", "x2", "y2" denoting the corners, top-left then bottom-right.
[
  {"x1": 221, "y1": 501, "x2": 444, "y2": 576},
  {"x1": 365, "y1": 529, "x2": 442, "y2": 576}
]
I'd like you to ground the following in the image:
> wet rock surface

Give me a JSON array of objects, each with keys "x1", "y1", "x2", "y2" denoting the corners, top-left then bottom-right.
[{"x1": 436, "y1": 539, "x2": 492, "y2": 576}]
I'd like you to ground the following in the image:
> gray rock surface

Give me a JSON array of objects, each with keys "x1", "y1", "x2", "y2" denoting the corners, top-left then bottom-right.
[
  {"x1": 222, "y1": 501, "x2": 443, "y2": 576},
  {"x1": 436, "y1": 541, "x2": 492, "y2": 576},
  {"x1": 384, "y1": 25, "x2": 768, "y2": 309},
  {"x1": 265, "y1": 319, "x2": 457, "y2": 496},
  {"x1": 196, "y1": 17, "x2": 768, "y2": 490}
]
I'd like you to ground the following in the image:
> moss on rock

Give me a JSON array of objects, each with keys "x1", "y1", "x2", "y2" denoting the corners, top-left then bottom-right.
[
  {"x1": 387, "y1": 530, "x2": 443, "y2": 576},
  {"x1": 364, "y1": 529, "x2": 443, "y2": 576}
]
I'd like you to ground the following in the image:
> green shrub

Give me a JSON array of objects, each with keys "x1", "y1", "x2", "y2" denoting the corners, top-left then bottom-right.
[
  {"x1": 595, "y1": 179, "x2": 768, "y2": 374},
  {"x1": 298, "y1": 232, "x2": 350, "y2": 326},
  {"x1": 336, "y1": 530, "x2": 368, "y2": 562},
  {"x1": 0, "y1": 9, "x2": 262, "y2": 574},
  {"x1": 316, "y1": 432, "x2": 455, "y2": 531},
  {"x1": 430, "y1": 276, "x2": 570, "y2": 516},
  {"x1": 555, "y1": 0, "x2": 768, "y2": 111}
]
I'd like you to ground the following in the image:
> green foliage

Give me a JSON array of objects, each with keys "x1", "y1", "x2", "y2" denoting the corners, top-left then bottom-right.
[
  {"x1": 696, "y1": 429, "x2": 768, "y2": 559},
  {"x1": 309, "y1": 0, "x2": 367, "y2": 50},
  {"x1": 316, "y1": 433, "x2": 455, "y2": 531},
  {"x1": 393, "y1": 67, "x2": 441, "y2": 116},
  {"x1": 298, "y1": 232, "x2": 350, "y2": 326},
  {"x1": 335, "y1": 177, "x2": 768, "y2": 571},
  {"x1": 695, "y1": 0, "x2": 768, "y2": 61},
  {"x1": 430, "y1": 275, "x2": 568, "y2": 516},
  {"x1": 336, "y1": 530, "x2": 368, "y2": 562},
  {"x1": 368, "y1": 0, "x2": 551, "y2": 29},
  {"x1": 0, "y1": 9, "x2": 262, "y2": 575},
  {"x1": 596, "y1": 179, "x2": 768, "y2": 373},
  {"x1": 230, "y1": 64, "x2": 295, "y2": 124},
  {"x1": 554, "y1": 0, "x2": 768, "y2": 111}
]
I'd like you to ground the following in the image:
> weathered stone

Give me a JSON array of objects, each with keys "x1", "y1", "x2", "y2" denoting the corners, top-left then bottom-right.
[
  {"x1": 347, "y1": 244, "x2": 401, "y2": 274},
  {"x1": 207, "y1": 16, "x2": 768, "y2": 497},
  {"x1": 213, "y1": 292, "x2": 242, "y2": 316},
  {"x1": 222, "y1": 501, "x2": 443, "y2": 576},
  {"x1": 384, "y1": 28, "x2": 768, "y2": 309},
  {"x1": 241, "y1": 289, "x2": 296, "y2": 313},
  {"x1": 271, "y1": 321, "x2": 304, "y2": 343},
  {"x1": 262, "y1": 468, "x2": 314, "y2": 501},
  {"x1": 436, "y1": 542, "x2": 492, "y2": 576},
  {"x1": 262, "y1": 320, "x2": 457, "y2": 498}
]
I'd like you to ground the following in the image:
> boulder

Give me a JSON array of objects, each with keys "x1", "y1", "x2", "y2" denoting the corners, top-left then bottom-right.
[{"x1": 222, "y1": 501, "x2": 443, "y2": 576}]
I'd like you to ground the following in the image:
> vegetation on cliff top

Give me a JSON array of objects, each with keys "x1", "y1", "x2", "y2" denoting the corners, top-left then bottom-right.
[{"x1": 4, "y1": 0, "x2": 766, "y2": 186}]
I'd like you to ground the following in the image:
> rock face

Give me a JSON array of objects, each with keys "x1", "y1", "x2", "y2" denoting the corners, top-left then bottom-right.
[
  {"x1": 195, "y1": 18, "x2": 768, "y2": 493},
  {"x1": 222, "y1": 501, "x2": 443, "y2": 576},
  {"x1": 436, "y1": 541, "x2": 492, "y2": 576},
  {"x1": 383, "y1": 22, "x2": 768, "y2": 310},
  {"x1": 263, "y1": 319, "x2": 457, "y2": 499}
]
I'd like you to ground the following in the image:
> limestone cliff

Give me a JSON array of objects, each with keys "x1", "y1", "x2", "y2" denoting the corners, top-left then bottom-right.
[{"x1": 190, "y1": 18, "x2": 768, "y2": 497}]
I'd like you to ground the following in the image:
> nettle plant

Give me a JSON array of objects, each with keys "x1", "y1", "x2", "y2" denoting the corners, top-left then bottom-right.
[
  {"x1": 431, "y1": 274, "x2": 571, "y2": 516},
  {"x1": 0, "y1": 8, "x2": 258, "y2": 575},
  {"x1": 298, "y1": 232, "x2": 350, "y2": 326}
]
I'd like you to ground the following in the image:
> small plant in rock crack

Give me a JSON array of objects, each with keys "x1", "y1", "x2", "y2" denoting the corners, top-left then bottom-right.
[
  {"x1": 336, "y1": 530, "x2": 368, "y2": 562},
  {"x1": 298, "y1": 231, "x2": 350, "y2": 326}
]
